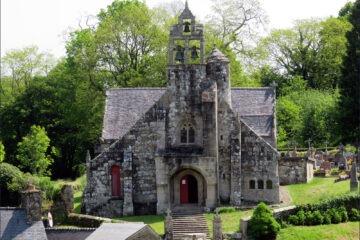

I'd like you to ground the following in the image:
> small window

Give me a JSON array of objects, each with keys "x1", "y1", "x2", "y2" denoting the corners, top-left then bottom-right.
[
  {"x1": 266, "y1": 180, "x2": 273, "y2": 189},
  {"x1": 180, "y1": 123, "x2": 195, "y2": 144},
  {"x1": 181, "y1": 128, "x2": 187, "y2": 143},
  {"x1": 258, "y1": 180, "x2": 264, "y2": 189},
  {"x1": 188, "y1": 127, "x2": 195, "y2": 143},
  {"x1": 249, "y1": 180, "x2": 255, "y2": 189}
]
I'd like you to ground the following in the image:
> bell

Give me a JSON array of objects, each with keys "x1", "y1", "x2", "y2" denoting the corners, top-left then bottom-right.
[
  {"x1": 175, "y1": 45, "x2": 184, "y2": 63},
  {"x1": 191, "y1": 46, "x2": 198, "y2": 60},
  {"x1": 184, "y1": 22, "x2": 191, "y2": 33}
]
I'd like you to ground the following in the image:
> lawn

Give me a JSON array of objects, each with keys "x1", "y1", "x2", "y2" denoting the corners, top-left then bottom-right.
[
  {"x1": 286, "y1": 177, "x2": 351, "y2": 205},
  {"x1": 277, "y1": 222, "x2": 360, "y2": 240}
]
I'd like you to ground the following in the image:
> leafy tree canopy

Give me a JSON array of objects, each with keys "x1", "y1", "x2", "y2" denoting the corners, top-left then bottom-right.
[{"x1": 16, "y1": 125, "x2": 53, "y2": 176}]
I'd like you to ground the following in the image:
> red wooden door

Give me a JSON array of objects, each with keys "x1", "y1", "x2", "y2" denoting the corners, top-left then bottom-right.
[
  {"x1": 111, "y1": 165, "x2": 121, "y2": 197},
  {"x1": 180, "y1": 176, "x2": 189, "y2": 204}
]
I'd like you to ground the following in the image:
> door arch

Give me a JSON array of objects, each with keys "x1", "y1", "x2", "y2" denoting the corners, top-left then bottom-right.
[{"x1": 180, "y1": 174, "x2": 198, "y2": 204}]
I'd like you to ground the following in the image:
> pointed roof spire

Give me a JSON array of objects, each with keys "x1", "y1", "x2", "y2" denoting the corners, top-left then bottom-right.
[{"x1": 179, "y1": 0, "x2": 194, "y2": 19}]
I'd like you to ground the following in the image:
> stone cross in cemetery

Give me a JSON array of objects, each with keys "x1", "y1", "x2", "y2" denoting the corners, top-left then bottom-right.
[{"x1": 350, "y1": 159, "x2": 359, "y2": 192}]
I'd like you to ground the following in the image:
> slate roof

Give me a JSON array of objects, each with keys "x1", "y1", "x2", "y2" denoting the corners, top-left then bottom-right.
[
  {"x1": 102, "y1": 87, "x2": 275, "y2": 141},
  {"x1": 85, "y1": 223, "x2": 153, "y2": 240},
  {"x1": 102, "y1": 88, "x2": 165, "y2": 140},
  {"x1": 0, "y1": 207, "x2": 47, "y2": 240}
]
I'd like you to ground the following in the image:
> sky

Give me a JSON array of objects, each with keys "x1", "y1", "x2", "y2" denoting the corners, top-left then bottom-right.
[{"x1": 1, "y1": 0, "x2": 353, "y2": 58}]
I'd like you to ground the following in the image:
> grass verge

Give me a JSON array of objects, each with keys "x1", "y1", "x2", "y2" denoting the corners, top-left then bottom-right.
[
  {"x1": 277, "y1": 222, "x2": 359, "y2": 240},
  {"x1": 286, "y1": 177, "x2": 351, "y2": 205}
]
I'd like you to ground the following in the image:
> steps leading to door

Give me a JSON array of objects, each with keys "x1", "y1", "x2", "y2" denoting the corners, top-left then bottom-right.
[{"x1": 171, "y1": 205, "x2": 209, "y2": 240}]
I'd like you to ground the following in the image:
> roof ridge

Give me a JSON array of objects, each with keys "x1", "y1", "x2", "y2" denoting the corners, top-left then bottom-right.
[
  {"x1": 231, "y1": 87, "x2": 274, "y2": 90},
  {"x1": 107, "y1": 87, "x2": 166, "y2": 91}
]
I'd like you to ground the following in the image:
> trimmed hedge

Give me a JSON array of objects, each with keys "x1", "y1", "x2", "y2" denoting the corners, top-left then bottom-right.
[{"x1": 281, "y1": 194, "x2": 360, "y2": 226}]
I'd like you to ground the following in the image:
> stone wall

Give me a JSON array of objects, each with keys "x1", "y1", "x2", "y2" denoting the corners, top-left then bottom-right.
[
  {"x1": 46, "y1": 227, "x2": 95, "y2": 240},
  {"x1": 240, "y1": 122, "x2": 280, "y2": 204},
  {"x1": 279, "y1": 157, "x2": 315, "y2": 185}
]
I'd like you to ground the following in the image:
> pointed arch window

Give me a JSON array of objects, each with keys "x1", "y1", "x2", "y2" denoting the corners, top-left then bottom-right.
[{"x1": 180, "y1": 123, "x2": 195, "y2": 144}]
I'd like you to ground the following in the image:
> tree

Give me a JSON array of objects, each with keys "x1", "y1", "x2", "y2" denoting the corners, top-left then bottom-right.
[
  {"x1": 338, "y1": 0, "x2": 360, "y2": 144},
  {"x1": 94, "y1": 0, "x2": 168, "y2": 87},
  {"x1": 0, "y1": 142, "x2": 4, "y2": 163},
  {"x1": 258, "y1": 18, "x2": 351, "y2": 89},
  {"x1": 0, "y1": 46, "x2": 56, "y2": 106},
  {"x1": 16, "y1": 125, "x2": 53, "y2": 176},
  {"x1": 277, "y1": 90, "x2": 339, "y2": 147},
  {"x1": 248, "y1": 202, "x2": 280, "y2": 240},
  {"x1": 206, "y1": 0, "x2": 267, "y2": 54}
]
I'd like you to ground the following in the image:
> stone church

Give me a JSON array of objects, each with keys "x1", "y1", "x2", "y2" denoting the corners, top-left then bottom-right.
[{"x1": 84, "y1": 3, "x2": 280, "y2": 217}]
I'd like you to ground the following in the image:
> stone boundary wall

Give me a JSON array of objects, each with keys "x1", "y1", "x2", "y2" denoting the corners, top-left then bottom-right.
[
  {"x1": 45, "y1": 227, "x2": 95, "y2": 240},
  {"x1": 66, "y1": 213, "x2": 116, "y2": 228},
  {"x1": 279, "y1": 157, "x2": 315, "y2": 185}
]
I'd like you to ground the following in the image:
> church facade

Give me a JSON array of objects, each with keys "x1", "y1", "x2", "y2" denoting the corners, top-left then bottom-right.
[{"x1": 84, "y1": 4, "x2": 280, "y2": 217}]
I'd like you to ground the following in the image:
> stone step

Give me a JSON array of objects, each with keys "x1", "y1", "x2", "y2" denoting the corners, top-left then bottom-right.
[{"x1": 171, "y1": 210, "x2": 209, "y2": 240}]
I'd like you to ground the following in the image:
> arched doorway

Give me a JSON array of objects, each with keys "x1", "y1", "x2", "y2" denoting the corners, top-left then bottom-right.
[{"x1": 180, "y1": 174, "x2": 198, "y2": 204}]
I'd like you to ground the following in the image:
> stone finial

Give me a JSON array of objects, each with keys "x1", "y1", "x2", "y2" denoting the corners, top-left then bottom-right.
[
  {"x1": 207, "y1": 48, "x2": 230, "y2": 63},
  {"x1": 213, "y1": 209, "x2": 222, "y2": 240},
  {"x1": 61, "y1": 184, "x2": 74, "y2": 214},
  {"x1": 165, "y1": 208, "x2": 173, "y2": 240},
  {"x1": 21, "y1": 184, "x2": 42, "y2": 223},
  {"x1": 350, "y1": 160, "x2": 359, "y2": 192}
]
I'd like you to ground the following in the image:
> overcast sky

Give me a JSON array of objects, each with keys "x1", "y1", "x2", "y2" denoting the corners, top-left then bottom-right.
[{"x1": 1, "y1": 0, "x2": 353, "y2": 58}]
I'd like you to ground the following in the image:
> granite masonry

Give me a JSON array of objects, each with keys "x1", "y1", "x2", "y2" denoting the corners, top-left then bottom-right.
[
  {"x1": 84, "y1": 3, "x2": 280, "y2": 217},
  {"x1": 278, "y1": 157, "x2": 315, "y2": 185}
]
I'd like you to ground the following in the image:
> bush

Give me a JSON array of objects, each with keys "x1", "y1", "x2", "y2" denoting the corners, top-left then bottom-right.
[
  {"x1": 248, "y1": 202, "x2": 280, "y2": 240},
  {"x1": 296, "y1": 210, "x2": 306, "y2": 225},
  {"x1": 0, "y1": 163, "x2": 25, "y2": 206},
  {"x1": 323, "y1": 212, "x2": 332, "y2": 224},
  {"x1": 327, "y1": 209, "x2": 341, "y2": 224},
  {"x1": 288, "y1": 215, "x2": 299, "y2": 225},
  {"x1": 0, "y1": 163, "x2": 25, "y2": 191},
  {"x1": 312, "y1": 210, "x2": 324, "y2": 225},
  {"x1": 338, "y1": 206, "x2": 348, "y2": 222},
  {"x1": 217, "y1": 207, "x2": 236, "y2": 213},
  {"x1": 349, "y1": 208, "x2": 360, "y2": 221},
  {"x1": 304, "y1": 211, "x2": 314, "y2": 225}
]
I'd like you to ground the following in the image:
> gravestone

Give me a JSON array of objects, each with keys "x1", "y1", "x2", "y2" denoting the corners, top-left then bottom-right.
[{"x1": 350, "y1": 160, "x2": 359, "y2": 192}]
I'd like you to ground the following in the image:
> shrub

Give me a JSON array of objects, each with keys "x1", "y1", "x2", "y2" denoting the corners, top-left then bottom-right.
[
  {"x1": 327, "y1": 209, "x2": 341, "y2": 224},
  {"x1": 0, "y1": 163, "x2": 25, "y2": 191},
  {"x1": 323, "y1": 212, "x2": 332, "y2": 224},
  {"x1": 248, "y1": 202, "x2": 280, "y2": 240},
  {"x1": 304, "y1": 211, "x2": 314, "y2": 225},
  {"x1": 0, "y1": 163, "x2": 25, "y2": 206},
  {"x1": 312, "y1": 210, "x2": 324, "y2": 225},
  {"x1": 349, "y1": 208, "x2": 360, "y2": 221},
  {"x1": 288, "y1": 215, "x2": 299, "y2": 225},
  {"x1": 296, "y1": 210, "x2": 306, "y2": 225},
  {"x1": 217, "y1": 207, "x2": 236, "y2": 214},
  {"x1": 338, "y1": 206, "x2": 348, "y2": 222}
]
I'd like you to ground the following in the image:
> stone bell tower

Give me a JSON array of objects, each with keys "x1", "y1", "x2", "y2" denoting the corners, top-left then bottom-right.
[{"x1": 168, "y1": 1, "x2": 205, "y2": 65}]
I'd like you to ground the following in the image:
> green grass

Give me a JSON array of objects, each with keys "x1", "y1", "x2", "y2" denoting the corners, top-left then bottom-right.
[
  {"x1": 277, "y1": 222, "x2": 360, "y2": 240},
  {"x1": 115, "y1": 215, "x2": 165, "y2": 235},
  {"x1": 53, "y1": 175, "x2": 86, "y2": 214},
  {"x1": 286, "y1": 177, "x2": 351, "y2": 205},
  {"x1": 205, "y1": 209, "x2": 253, "y2": 236}
]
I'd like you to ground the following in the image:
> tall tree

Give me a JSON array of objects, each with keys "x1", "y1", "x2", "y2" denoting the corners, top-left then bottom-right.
[
  {"x1": 0, "y1": 46, "x2": 56, "y2": 105},
  {"x1": 258, "y1": 18, "x2": 351, "y2": 89},
  {"x1": 206, "y1": 0, "x2": 267, "y2": 54},
  {"x1": 338, "y1": 0, "x2": 360, "y2": 144}
]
